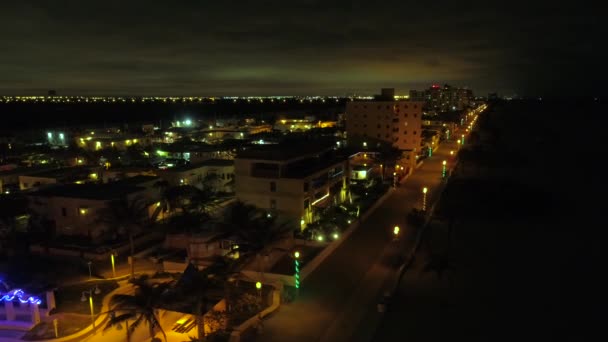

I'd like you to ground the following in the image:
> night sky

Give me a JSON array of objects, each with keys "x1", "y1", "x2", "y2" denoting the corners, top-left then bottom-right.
[{"x1": 0, "y1": 1, "x2": 602, "y2": 97}]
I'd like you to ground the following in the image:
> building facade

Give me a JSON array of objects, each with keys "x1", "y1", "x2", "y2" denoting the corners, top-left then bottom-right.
[
  {"x1": 156, "y1": 159, "x2": 235, "y2": 193},
  {"x1": 234, "y1": 143, "x2": 349, "y2": 229},
  {"x1": 409, "y1": 84, "x2": 474, "y2": 113},
  {"x1": 345, "y1": 89, "x2": 423, "y2": 170},
  {"x1": 27, "y1": 177, "x2": 161, "y2": 240}
]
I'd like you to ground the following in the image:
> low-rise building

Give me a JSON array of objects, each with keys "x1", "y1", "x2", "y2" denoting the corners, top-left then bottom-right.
[
  {"x1": 235, "y1": 141, "x2": 349, "y2": 229},
  {"x1": 156, "y1": 159, "x2": 235, "y2": 193},
  {"x1": 1, "y1": 166, "x2": 51, "y2": 194},
  {"x1": 154, "y1": 143, "x2": 234, "y2": 164},
  {"x1": 27, "y1": 176, "x2": 161, "y2": 240},
  {"x1": 18, "y1": 166, "x2": 103, "y2": 191},
  {"x1": 29, "y1": 187, "x2": 138, "y2": 240}
]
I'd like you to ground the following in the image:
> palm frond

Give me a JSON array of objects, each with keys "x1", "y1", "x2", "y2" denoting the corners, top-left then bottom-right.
[{"x1": 103, "y1": 312, "x2": 135, "y2": 331}]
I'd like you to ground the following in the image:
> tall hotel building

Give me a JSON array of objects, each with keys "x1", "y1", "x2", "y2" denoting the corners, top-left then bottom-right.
[{"x1": 345, "y1": 88, "x2": 423, "y2": 170}]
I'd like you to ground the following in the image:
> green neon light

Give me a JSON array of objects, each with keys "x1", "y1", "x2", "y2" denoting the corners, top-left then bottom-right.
[{"x1": 295, "y1": 260, "x2": 300, "y2": 289}]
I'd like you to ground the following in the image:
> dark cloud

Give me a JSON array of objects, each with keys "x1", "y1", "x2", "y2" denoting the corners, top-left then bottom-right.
[{"x1": 0, "y1": 0, "x2": 603, "y2": 96}]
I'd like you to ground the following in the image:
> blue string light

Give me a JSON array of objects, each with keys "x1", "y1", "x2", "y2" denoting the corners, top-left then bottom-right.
[{"x1": 0, "y1": 289, "x2": 43, "y2": 305}]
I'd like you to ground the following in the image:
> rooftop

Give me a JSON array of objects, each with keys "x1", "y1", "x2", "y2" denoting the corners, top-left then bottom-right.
[
  {"x1": 237, "y1": 140, "x2": 335, "y2": 162},
  {"x1": 113, "y1": 175, "x2": 160, "y2": 185},
  {"x1": 156, "y1": 142, "x2": 228, "y2": 153},
  {"x1": 0, "y1": 165, "x2": 53, "y2": 177},
  {"x1": 30, "y1": 183, "x2": 144, "y2": 200},
  {"x1": 198, "y1": 158, "x2": 234, "y2": 167},
  {"x1": 22, "y1": 166, "x2": 94, "y2": 179}
]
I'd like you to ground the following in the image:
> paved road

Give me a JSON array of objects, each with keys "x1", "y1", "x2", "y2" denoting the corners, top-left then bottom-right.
[{"x1": 258, "y1": 140, "x2": 458, "y2": 342}]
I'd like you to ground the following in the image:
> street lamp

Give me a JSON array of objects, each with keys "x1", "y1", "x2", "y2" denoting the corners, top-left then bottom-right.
[
  {"x1": 422, "y1": 187, "x2": 428, "y2": 211},
  {"x1": 461, "y1": 134, "x2": 465, "y2": 145},
  {"x1": 110, "y1": 252, "x2": 116, "y2": 278},
  {"x1": 81, "y1": 286, "x2": 101, "y2": 329},
  {"x1": 256, "y1": 281, "x2": 262, "y2": 306},
  {"x1": 393, "y1": 172, "x2": 397, "y2": 187},
  {"x1": 450, "y1": 150, "x2": 454, "y2": 156},
  {"x1": 442, "y1": 160, "x2": 447, "y2": 178},
  {"x1": 87, "y1": 261, "x2": 92, "y2": 280},
  {"x1": 294, "y1": 251, "x2": 300, "y2": 297},
  {"x1": 393, "y1": 226, "x2": 400, "y2": 236}
]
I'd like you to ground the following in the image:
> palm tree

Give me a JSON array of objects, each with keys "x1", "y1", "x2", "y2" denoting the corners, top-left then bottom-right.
[
  {"x1": 216, "y1": 201, "x2": 292, "y2": 279},
  {"x1": 105, "y1": 275, "x2": 172, "y2": 342},
  {"x1": 105, "y1": 311, "x2": 135, "y2": 342},
  {"x1": 96, "y1": 196, "x2": 150, "y2": 279},
  {"x1": 164, "y1": 185, "x2": 217, "y2": 215},
  {"x1": 173, "y1": 262, "x2": 218, "y2": 342},
  {"x1": 372, "y1": 143, "x2": 403, "y2": 181},
  {"x1": 205, "y1": 255, "x2": 248, "y2": 329}
]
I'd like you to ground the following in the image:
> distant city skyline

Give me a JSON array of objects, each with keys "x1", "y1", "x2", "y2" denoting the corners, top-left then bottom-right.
[{"x1": 0, "y1": 1, "x2": 602, "y2": 98}]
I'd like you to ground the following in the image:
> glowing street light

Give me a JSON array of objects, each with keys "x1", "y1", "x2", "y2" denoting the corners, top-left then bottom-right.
[
  {"x1": 294, "y1": 251, "x2": 300, "y2": 297},
  {"x1": 422, "y1": 187, "x2": 428, "y2": 211},
  {"x1": 110, "y1": 253, "x2": 116, "y2": 278},
  {"x1": 256, "y1": 281, "x2": 262, "y2": 304},
  {"x1": 393, "y1": 226, "x2": 400, "y2": 236},
  {"x1": 81, "y1": 286, "x2": 101, "y2": 329},
  {"x1": 442, "y1": 160, "x2": 447, "y2": 178},
  {"x1": 461, "y1": 134, "x2": 465, "y2": 145}
]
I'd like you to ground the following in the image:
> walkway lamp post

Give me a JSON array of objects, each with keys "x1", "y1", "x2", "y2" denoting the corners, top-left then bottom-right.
[
  {"x1": 87, "y1": 261, "x2": 92, "y2": 280},
  {"x1": 110, "y1": 252, "x2": 116, "y2": 278},
  {"x1": 81, "y1": 286, "x2": 101, "y2": 329},
  {"x1": 422, "y1": 187, "x2": 428, "y2": 211},
  {"x1": 442, "y1": 160, "x2": 447, "y2": 178},
  {"x1": 294, "y1": 251, "x2": 300, "y2": 297},
  {"x1": 256, "y1": 281, "x2": 262, "y2": 306}
]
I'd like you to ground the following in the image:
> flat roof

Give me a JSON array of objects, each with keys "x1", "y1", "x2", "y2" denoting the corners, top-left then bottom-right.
[
  {"x1": 0, "y1": 165, "x2": 53, "y2": 177},
  {"x1": 22, "y1": 166, "x2": 93, "y2": 179},
  {"x1": 30, "y1": 183, "x2": 144, "y2": 200},
  {"x1": 114, "y1": 175, "x2": 160, "y2": 185},
  {"x1": 283, "y1": 155, "x2": 347, "y2": 178},
  {"x1": 236, "y1": 141, "x2": 335, "y2": 161},
  {"x1": 198, "y1": 159, "x2": 234, "y2": 167},
  {"x1": 157, "y1": 143, "x2": 228, "y2": 153}
]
